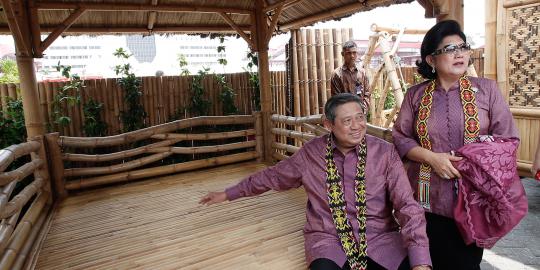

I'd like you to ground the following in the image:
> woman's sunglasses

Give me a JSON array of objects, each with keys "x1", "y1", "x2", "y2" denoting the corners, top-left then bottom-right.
[{"x1": 431, "y1": 43, "x2": 472, "y2": 56}]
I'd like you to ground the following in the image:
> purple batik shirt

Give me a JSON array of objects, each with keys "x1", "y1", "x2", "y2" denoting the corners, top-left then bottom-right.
[
  {"x1": 392, "y1": 77, "x2": 519, "y2": 218},
  {"x1": 226, "y1": 135, "x2": 431, "y2": 270}
]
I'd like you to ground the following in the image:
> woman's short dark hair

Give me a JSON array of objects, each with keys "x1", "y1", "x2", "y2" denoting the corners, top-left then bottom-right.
[
  {"x1": 416, "y1": 20, "x2": 468, "y2": 80},
  {"x1": 324, "y1": 93, "x2": 363, "y2": 123}
]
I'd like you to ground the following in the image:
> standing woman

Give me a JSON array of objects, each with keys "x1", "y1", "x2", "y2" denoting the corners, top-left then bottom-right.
[{"x1": 392, "y1": 20, "x2": 518, "y2": 270}]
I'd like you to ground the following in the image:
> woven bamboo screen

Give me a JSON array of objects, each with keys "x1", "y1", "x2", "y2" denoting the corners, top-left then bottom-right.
[
  {"x1": 506, "y1": 3, "x2": 540, "y2": 107},
  {"x1": 504, "y1": 1, "x2": 540, "y2": 174}
]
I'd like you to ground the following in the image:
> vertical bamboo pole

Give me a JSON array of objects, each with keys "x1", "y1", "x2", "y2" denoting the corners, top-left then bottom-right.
[
  {"x1": 16, "y1": 55, "x2": 45, "y2": 137},
  {"x1": 254, "y1": 111, "x2": 263, "y2": 161},
  {"x1": 44, "y1": 133, "x2": 66, "y2": 199},
  {"x1": 255, "y1": 0, "x2": 273, "y2": 161},
  {"x1": 152, "y1": 76, "x2": 160, "y2": 122},
  {"x1": 167, "y1": 75, "x2": 173, "y2": 121},
  {"x1": 301, "y1": 29, "x2": 310, "y2": 116},
  {"x1": 292, "y1": 31, "x2": 301, "y2": 118},
  {"x1": 309, "y1": 29, "x2": 319, "y2": 114},
  {"x1": 496, "y1": 0, "x2": 508, "y2": 101},
  {"x1": 296, "y1": 30, "x2": 304, "y2": 116},
  {"x1": 44, "y1": 82, "x2": 53, "y2": 131},
  {"x1": 484, "y1": 0, "x2": 497, "y2": 80},
  {"x1": 0, "y1": 84, "x2": 8, "y2": 115},
  {"x1": 108, "y1": 77, "x2": 117, "y2": 132},
  {"x1": 326, "y1": 29, "x2": 335, "y2": 91},
  {"x1": 317, "y1": 29, "x2": 328, "y2": 106},
  {"x1": 7, "y1": 84, "x2": 17, "y2": 100},
  {"x1": 157, "y1": 76, "x2": 165, "y2": 122},
  {"x1": 306, "y1": 30, "x2": 316, "y2": 114},
  {"x1": 333, "y1": 29, "x2": 343, "y2": 69}
]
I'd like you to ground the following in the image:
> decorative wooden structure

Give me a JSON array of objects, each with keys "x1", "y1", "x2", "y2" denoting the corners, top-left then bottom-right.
[{"x1": 483, "y1": 0, "x2": 540, "y2": 176}]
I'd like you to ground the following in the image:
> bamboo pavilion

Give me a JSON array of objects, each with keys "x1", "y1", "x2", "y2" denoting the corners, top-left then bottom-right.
[{"x1": 0, "y1": 0, "x2": 538, "y2": 269}]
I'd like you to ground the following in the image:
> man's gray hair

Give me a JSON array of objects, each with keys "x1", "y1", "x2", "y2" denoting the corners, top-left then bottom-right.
[
  {"x1": 324, "y1": 93, "x2": 363, "y2": 122},
  {"x1": 342, "y1": 40, "x2": 357, "y2": 51}
]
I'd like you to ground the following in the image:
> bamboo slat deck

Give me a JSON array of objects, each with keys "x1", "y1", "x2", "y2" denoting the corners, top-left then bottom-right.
[{"x1": 35, "y1": 162, "x2": 307, "y2": 270}]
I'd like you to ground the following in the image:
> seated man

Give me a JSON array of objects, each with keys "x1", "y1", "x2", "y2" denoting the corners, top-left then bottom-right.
[{"x1": 200, "y1": 93, "x2": 431, "y2": 270}]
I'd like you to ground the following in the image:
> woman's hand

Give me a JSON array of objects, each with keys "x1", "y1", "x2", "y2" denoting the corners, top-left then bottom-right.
[
  {"x1": 427, "y1": 152, "x2": 462, "y2": 179},
  {"x1": 412, "y1": 265, "x2": 431, "y2": 270},
  {"x1": 199, "y1": 191, "x2": 228, "y2": 206}
]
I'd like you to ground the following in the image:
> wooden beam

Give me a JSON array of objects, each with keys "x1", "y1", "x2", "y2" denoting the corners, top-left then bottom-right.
[
  {"x1": 279, "y1": 0, "x2": 393, "y2": 30},
  {"x1": 370, "y1": 23, "x2": 428, "y2": 35},
  {"x1": 35, "y1": 2, "x2": 253, "y2": 15},
  {"x1": 40, "y1": 8, "x2": 86, "y2": 53},
  {"x1": 266, "y1": 4, "x2": 284, "y2": 43},
  {"x1": 0, "y1": 25, "x2": 252, "y2": 34},
  {"x1": 263, "y1": 0, "x2": 304, "y2": 12},
  {"x1": 219, "y1": 12, "x2": 255, "y2": 49},
  {"x1": 434, "y1": 0, "x2": 463, "y2": 25},
  {"x1": 28, "y1": 0, "x2": 43, "y2": 57},
  {"x1": 416, "y1": 0, "x2": 436, "y2": 18},
  {"x1": 504, "y1": 0, "x2": 539, "y2": 8},
  {"x1": 1, "y1": 0, "x2": 30, "y2": 56},
  {"x1": 147, "y1": 0, "x2": 159, "y2": 31}
]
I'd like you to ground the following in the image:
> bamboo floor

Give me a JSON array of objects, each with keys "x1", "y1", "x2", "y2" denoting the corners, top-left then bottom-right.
[{"x1": 34, "y1": 162, "x2": 307, "y2": 270}]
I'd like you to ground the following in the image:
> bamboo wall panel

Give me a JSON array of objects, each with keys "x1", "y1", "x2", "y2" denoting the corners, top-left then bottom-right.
[
  {"x1": 0, "y1": 72, "x2": 285, "y2": 137},
  {"x1": 511, "y1": 108, "x2": 540, "y2": 176},
  {"x1": 506, "y1": 3, "x2": 540, "y2": 107}
]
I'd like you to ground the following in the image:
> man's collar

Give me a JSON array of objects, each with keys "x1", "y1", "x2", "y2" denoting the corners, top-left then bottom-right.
[
  {"x1": 328, "y1": 133, "x2": 360, "y2": 153},
  {"x1": 341, "y1": 64, "x2": 358, "y2": 72}
]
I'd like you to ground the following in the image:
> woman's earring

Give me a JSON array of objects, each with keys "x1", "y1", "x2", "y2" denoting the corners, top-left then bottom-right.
[{"x1": 432, "y1": 66, "x2": 436, "y2": 73}]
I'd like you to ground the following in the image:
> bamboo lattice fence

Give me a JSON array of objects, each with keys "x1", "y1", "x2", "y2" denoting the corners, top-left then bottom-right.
[
  {"x1": 45, "y1": 114, "x2": 262, "y2": 195},
  {"x1": 0, "y1": 137, "x2": 52, "y2": 270},
  {"x1": 0, "y1": 72, "x2": 286, "y2": 137}
]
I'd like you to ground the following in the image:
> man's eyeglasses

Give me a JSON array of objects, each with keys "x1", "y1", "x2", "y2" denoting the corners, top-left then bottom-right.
[{"x1": 431, "y1": 43, "x2": 471, "y2": 56}]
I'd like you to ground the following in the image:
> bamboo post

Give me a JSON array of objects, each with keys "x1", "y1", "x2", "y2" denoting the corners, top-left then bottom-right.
[
  {"x1": 484, "y1": 0, "x2": 497, "y2": 80},
  {"x1": 309, "y1": 29, "x2": 319, "y2": 114},
  {"x1": 326, "y1": 29, "x2": 335, "y2": 91},
  {"x1": 7, "y1": 84, "x2": 16, "y2": 100},
  {"x1": 496, "y1": 0, "x2": 508, "y2": 101},
  {"x1": 254, "y1": 112, "x2": 263, "y2": 161},
  {"x1": 0, "y1": 84, "x2": 8, "y2": 115},
  {"x1": 317, "y1": 29, "x2": 328, "y2": 106},
  {"x1": 301, "y1": 29, "x2": 310, "y2": 116},
  {"x1": 16, "y1": 54, "x2": 46, "y2": 137},
  {"x1": 255, "y1": 0, "x2": 273, "y2": 162},
  {"x1": 44, "y1": 133, "x2": 67, "y2": 199},
  {"x1": 334, "y1": 29, "x2": 343, "y2": 68}
]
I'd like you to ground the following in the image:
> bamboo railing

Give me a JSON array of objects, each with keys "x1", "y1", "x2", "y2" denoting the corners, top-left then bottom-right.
[
  {"x1": 269, "y1": 114, "x2": 392, "y2": 161},
  {"x1": 45, "y1": 114, "x2": 263, "y2": 194},
  {"x1": 0, "y1": 137, "x2": 53, "y2": 270}
]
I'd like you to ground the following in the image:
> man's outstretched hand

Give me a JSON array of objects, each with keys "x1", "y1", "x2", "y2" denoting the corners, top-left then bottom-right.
[{"x1": 199, "y1": 191, "x2": 228, "y2": 206}]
